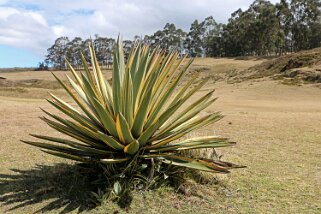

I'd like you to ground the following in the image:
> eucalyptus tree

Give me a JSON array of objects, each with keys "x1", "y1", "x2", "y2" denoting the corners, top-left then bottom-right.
[
  {"x1": 46, "y1": 36, "x2": 70, "y2": 69},
  {"x1": 202, "y1": 16, "x2": 224, "y2": 57},
  {"x1": 67, "y1": 37, "x2": 83, "y2": 68},
  {"x1": 276, "y1": 0, "x2": 294, "y2": 54},
  {"x1": 94, "y1": 35, "x2": 115, "y2": 66},
  {"x1": 248, "y1": 0, "x2": 282, "y2": 56},
  {"x1": 185, "y1": 20, "x2": 204, "y2": 57},
  {"x1": 290, "y1": 0, "x2": 321, "y2": 51},
  {"x1": 146, "y1": 23, "x2": 186, "y2": 52}
]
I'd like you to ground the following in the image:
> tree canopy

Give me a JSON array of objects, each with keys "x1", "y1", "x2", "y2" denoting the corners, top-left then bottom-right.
[{"x1": 45, "y1": 0, "x2": 321, "y2": 69}]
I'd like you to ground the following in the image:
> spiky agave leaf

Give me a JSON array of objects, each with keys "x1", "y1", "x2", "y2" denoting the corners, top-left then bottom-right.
[{"x1": 22, "y1": 39, "x2": 244, "y2": 174}]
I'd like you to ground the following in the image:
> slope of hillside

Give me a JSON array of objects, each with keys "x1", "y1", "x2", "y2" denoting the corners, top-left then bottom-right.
[{"x1": 240, "y1": 48, "x2": 321, "y2": 84}]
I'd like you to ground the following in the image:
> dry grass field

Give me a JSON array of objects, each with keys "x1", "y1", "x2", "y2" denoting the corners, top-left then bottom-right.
[{"x1": 0, "y1": 58, "x2": 320, "y2": 213}]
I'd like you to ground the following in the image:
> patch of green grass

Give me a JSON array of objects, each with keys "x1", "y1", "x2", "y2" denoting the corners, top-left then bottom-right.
[{"x1": 281, "y1": 77, "x2": 302, "y2": 86}]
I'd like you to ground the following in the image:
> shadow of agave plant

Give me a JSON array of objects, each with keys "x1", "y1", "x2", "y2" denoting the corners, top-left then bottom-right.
[
  {"x1": 0, "y1": 164, "x2": 106, "y2": 213},
  {"x1": 0, "y1": 162, "x2": 188, "y2": 213}
]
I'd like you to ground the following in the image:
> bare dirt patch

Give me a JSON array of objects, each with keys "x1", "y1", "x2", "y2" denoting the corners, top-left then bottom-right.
[{"x1": 0, "y1": 79, "x2": 61, "y2": 89}]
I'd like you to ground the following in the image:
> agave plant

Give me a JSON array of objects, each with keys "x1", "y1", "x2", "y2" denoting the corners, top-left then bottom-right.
[{"x1": 22, "y1": 39, "x2": 242, "y2": 177}]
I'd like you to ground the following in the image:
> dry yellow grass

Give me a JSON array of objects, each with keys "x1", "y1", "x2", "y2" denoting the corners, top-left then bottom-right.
[{"x1": 0, "y1": 58, "x2": 320, "y2": 213}]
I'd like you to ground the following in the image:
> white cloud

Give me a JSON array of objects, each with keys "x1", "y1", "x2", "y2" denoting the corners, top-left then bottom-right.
[
  {"x1": 0, "y1": 7, "x2": 57, "y2": 55},
  {"x1": 0, "y1": 0, "x2": 282, "y2": 56},
  {"x1": 0, "y1": 7, "x2": 17, "y2": 19}
]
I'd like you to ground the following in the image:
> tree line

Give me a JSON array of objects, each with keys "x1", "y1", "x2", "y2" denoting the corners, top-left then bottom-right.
[{"x1": 45, "y1": 0, "x2": 321, "y2": 69}]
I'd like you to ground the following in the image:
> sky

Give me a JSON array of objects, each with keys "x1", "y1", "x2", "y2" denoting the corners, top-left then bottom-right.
[{"x1": 0, "y1": 0, "x2": 279, "y2": 68}]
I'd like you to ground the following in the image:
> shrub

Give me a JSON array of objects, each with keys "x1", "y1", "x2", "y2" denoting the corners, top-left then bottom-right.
[{"x1": 34, "y1": 62, "x2": 49, "y2": 71}]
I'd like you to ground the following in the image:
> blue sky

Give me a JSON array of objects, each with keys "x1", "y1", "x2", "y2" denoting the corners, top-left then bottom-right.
[
  {"x1": 0, "y1": 0, "x2": 279, "y2": 68},
  {"x1": 0, "y1": 45, "x2": 40, "y2": 68}
]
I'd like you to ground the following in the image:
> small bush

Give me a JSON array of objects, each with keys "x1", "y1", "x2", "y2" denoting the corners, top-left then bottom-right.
[{"x1": 34, "y1": 62, "x2": 49, "y2": 71}]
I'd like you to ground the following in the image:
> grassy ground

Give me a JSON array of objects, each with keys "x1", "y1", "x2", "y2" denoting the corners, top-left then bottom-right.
[{"x1": 0, "y1": 58, "x2": 320, "y2": 213}]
